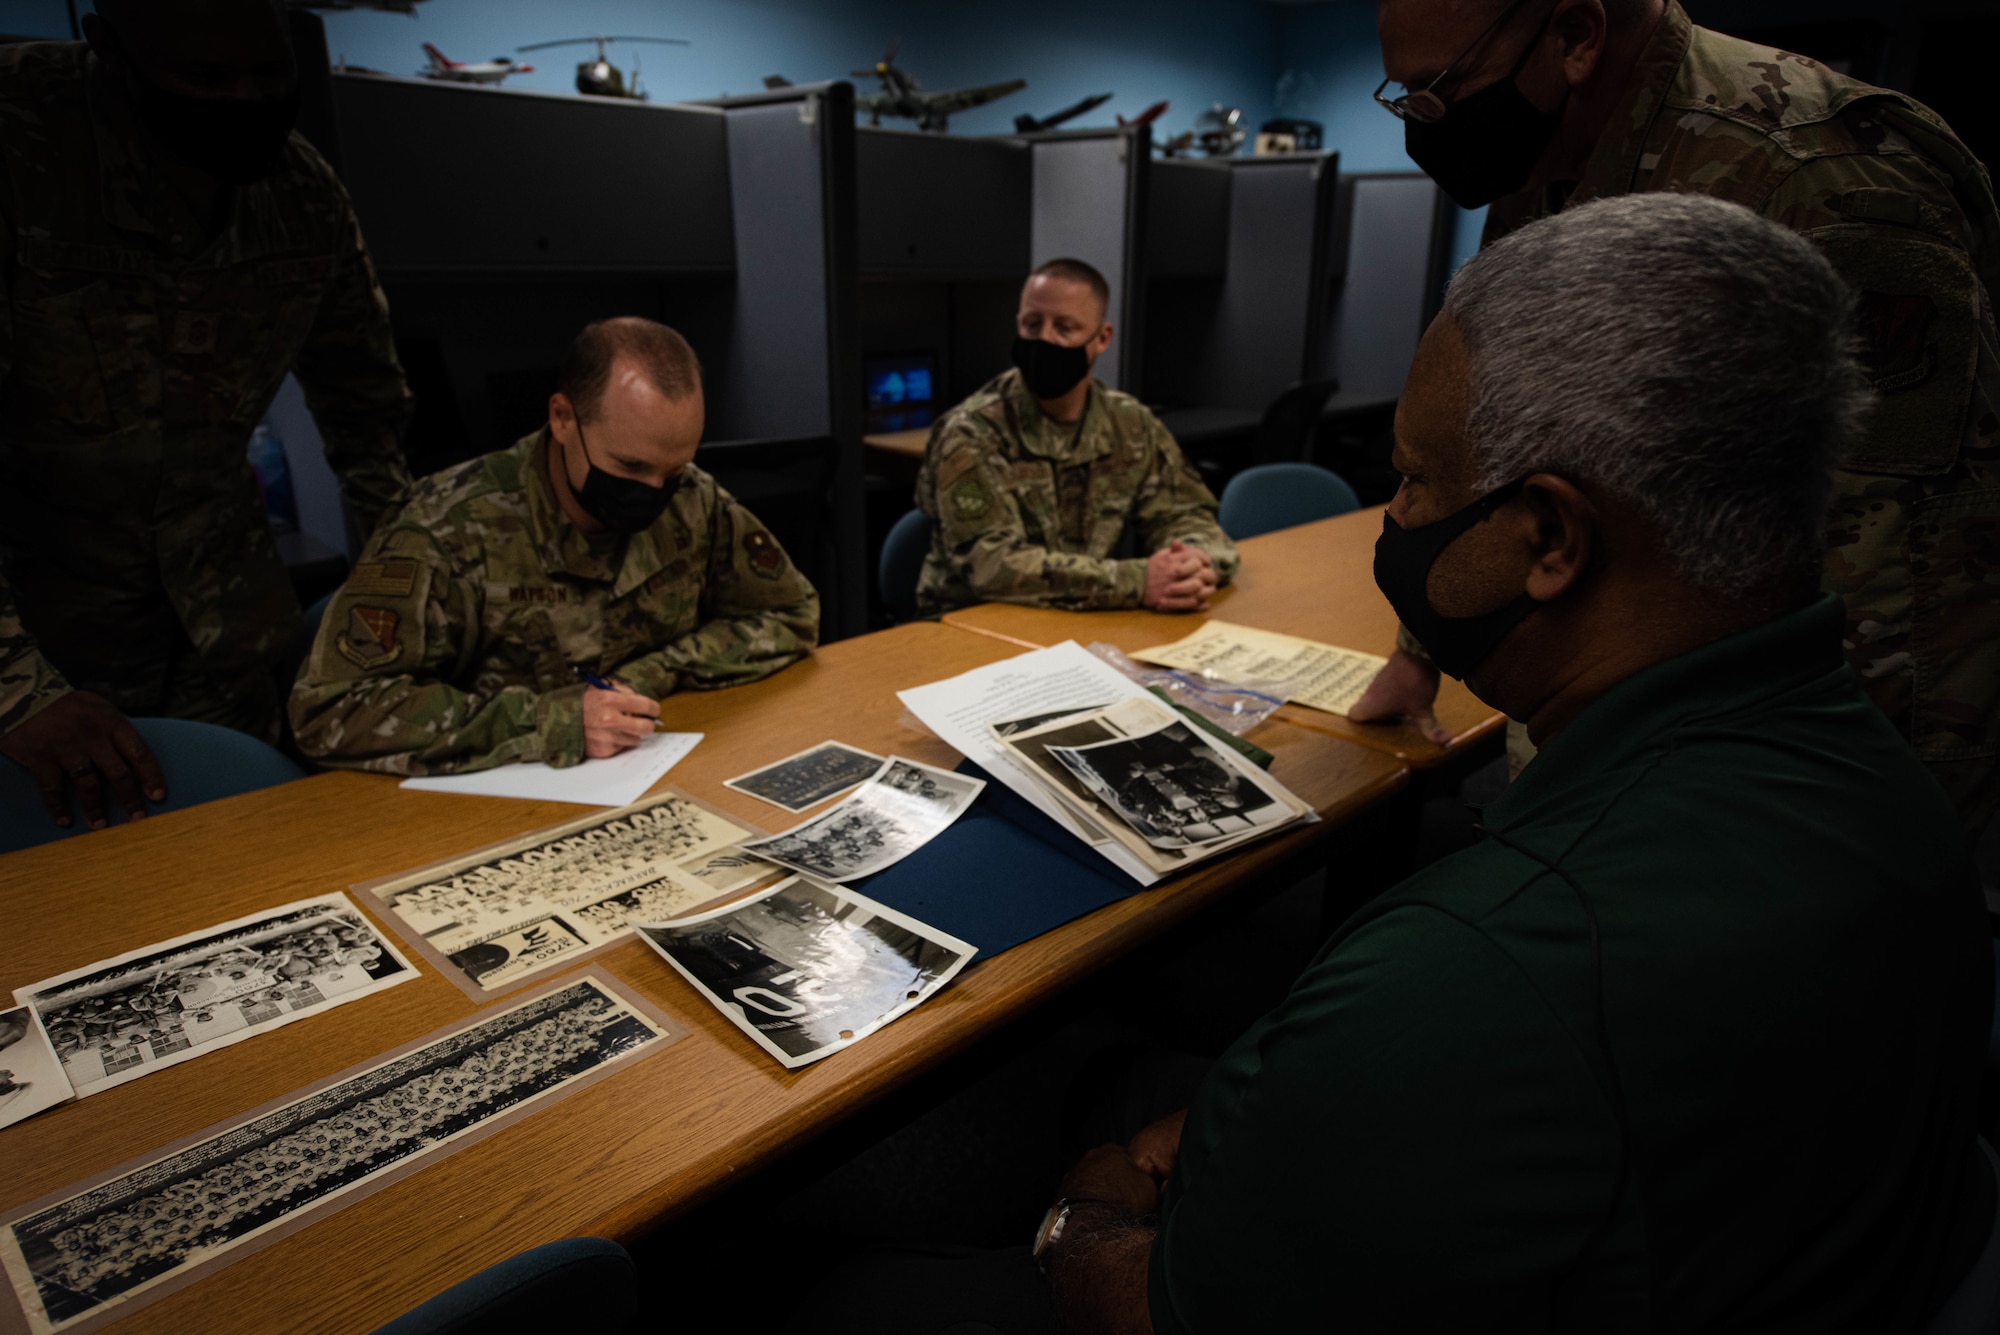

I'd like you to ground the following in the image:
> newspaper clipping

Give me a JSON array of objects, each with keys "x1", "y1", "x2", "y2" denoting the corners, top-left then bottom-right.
[
  {"x1": 367, "y1": 791, "x2": 754, "y2": 994},
  {"x1": 0, "y1": 976, "x2": 674, "y2": 1335},
  {"x1": 1130, "y1": 620, "x2": 1387, "y2": 717},
  {"x1": 735, "y1": 758, "x2": 985, "y2": 883},
  {"x1": 637, "y1": 877, "x2": 973, "y2": 1069},
  {"x1": 13, "y1": 897, "x2": 417, "y2": 1099}
]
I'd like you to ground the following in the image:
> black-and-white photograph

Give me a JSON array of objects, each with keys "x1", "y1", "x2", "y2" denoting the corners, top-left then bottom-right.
[
  {"x1": 15, "y1": 897, "x2": 417, "y2": 1099},
  {"x1": 365, "y1": 790, "x2": 749, "y2": 994},
  {"x1": 724, "y1": 742, "x2": 887, "y2": 813},
  {"x1": 989, "y1": 704, "x2": 1111, "y2": 739},
  {"x1": 735, "y1": 758, "x2": 984, "y2": 883},
  {"x1": 1051, "y1": 720, "x2": 1290, "y2": 850},
  {"x1": 0, "y1": 1007, "x2": 71, "y2": 1133},
  {"x1": 678, "y1": 848, "x2": 782, "y2": 896},
  {"x1": 0, "y1": 977, "x2": 675, "y2": 1335},
  {"x1": 636, "y1": 878, "x2": 972, "y2": 1069}
]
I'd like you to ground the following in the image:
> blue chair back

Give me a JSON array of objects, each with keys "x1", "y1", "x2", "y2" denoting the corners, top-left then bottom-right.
[
  {"x1": 879, "y1": 508, "x2": 934, "y2": 625},
  {"x1": 370, "y1": 1237, "x2": 637, "y2": 1335},
  {"x1": 0, "y1": 717, "x2": 306, "y2": 854},
  {"x1": 1925, "y1": 1139, "x2": 2000, "y2": 1334},
  {"x1": 1218, "y1": 463, "x2": 1361, "y2": 540}
]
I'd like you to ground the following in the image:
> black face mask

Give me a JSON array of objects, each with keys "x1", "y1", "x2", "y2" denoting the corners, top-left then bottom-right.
[
  {"x1": 135, "y1": 75, "x2": 301, "y2": 186},
  {"x1": 570, "y1": 420, "x2": 679, "y2": 535},
  {"x1": 1403, "y1": 26, "x2": 1568, "y2": 209},
  {"x1": 1373, "y1": 477, "x2": 1539, "y2": 680},
  {"x1": 1011, "y1": 335, "x2": 1093, "y2": 401}
]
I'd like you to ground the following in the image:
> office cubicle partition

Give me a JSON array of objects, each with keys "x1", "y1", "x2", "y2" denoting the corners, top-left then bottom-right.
[
  {"x1": 1316, "y1": 173, "x2": 1457, "y2": 404},
  {"x1": 1025, "y1": 126, "x2": 1150, "y2": 393},
  {"x1": 327, "y1": 74, "x2": 868, "y2": 637}
]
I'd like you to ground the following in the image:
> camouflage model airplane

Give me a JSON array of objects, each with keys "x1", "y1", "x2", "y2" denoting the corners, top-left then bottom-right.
[
  {"x1": 841, "y1": 41, "x2": 1026, "y2": 133},
  {"x1": 1014, "y1": 92, "x2": 1111, "y2": 134}
]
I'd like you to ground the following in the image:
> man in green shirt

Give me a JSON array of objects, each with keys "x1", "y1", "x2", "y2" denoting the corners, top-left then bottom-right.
[
  {"x1": 290, "y1": 318, "x2": 818, "y2": 775},
  {"x1": 914, "y1": 258, "x2": 1237, "y2": 616},
  {"x1": 799, "y1": 197, "x2": 1995, "y2": 1334}
]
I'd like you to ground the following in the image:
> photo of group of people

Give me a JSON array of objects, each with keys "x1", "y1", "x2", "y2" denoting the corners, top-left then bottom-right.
[
  {"x1": 0, "y1": 1007, "x2": 68, "y2": 1132},
  {"x1": 1, "y1": 978, "x2": 674, "y2": 1335},
  {"x1": 14, "y1": 898, "x2": 416, "y2": 1098},
  {"x1": 738, "y1": 758, "x2": 984, "y2": 883}
]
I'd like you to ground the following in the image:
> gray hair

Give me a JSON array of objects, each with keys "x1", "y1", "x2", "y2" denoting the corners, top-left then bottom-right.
[{"x1": 1444, "y1": 193, "x2": 1871, "y2": 599}]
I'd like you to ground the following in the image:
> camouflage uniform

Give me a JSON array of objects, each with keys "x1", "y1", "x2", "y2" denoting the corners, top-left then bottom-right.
[
  {"x1": 289, "y1": 429, "x2": 820, "y2": 775},
  {"x1": 0, "y1": 42, "x2": 413, "y2": 744},
  {"x1": 914, "y1": 368, "x2": 1239, "y2": 614},
  {"x1": 1449, "y1": 4, "x2": 2000, "y2": 826}
]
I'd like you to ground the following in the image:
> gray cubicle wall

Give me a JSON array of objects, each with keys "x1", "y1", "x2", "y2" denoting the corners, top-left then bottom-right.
[
  {"x1": 329, "y1": 73, "x2": 867, "y2": 637},
  {"x1": 1140, "y1": 153, "x2": 1338, "y2": 412},
  {"x1": 1027, "y1": 126, "x2": 1149, "y2": 392},
  {"x1": 1316, "y1": 173, "x2": 1457, "y2": 403}
]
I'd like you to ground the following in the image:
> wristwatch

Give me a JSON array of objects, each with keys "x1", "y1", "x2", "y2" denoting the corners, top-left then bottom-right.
[{"x1": 1033, "y1": 1196, "x2": 1108, "y2": 1272}]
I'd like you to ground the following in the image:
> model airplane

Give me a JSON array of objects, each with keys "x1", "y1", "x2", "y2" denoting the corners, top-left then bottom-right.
[
  {"x1": 1014, "y1": 92, "x2": 1111, "y2": 134},
  {"x1": 847, "y1": 40, "x2": 1025, "y2": 132},
  {"x1": 417, "y1": 44, "x2": 531, "y2": 85},
  {"x1": 1155, "y1": 130, "x2": 1197, "y2": 158},
  {"x1": 1117, "y1": 100, "x2": 1170, "y2": 128},
  {"x1": 517, "y1": 35, "x2": 689, "y2": 101}
]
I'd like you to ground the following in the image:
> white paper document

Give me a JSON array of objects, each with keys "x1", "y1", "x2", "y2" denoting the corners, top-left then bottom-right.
[
  {"x1": 897, "y1": 641, "x2": 1159, "y2": 884},
  {"x1": 398, "y1": 730, "x2": 703, "y2": 807}
]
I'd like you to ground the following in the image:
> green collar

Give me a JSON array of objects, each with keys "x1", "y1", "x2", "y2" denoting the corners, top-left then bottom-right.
[
  {"x1": 999, "y1": 368, "x2": 1113, "y2": 465},
  {"x1": 1484, "y1": 594, "x2": 1850, "y2": 834}
]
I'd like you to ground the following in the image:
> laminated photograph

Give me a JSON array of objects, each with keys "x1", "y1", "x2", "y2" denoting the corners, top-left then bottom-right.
[
  {"x1": 724, "y1": 742, "x2": 887, "y2": 813},
  {"x1": 0, "y1": 976, "x2": 678, "y2": 1335},
  {"x1": 636, "y1": 877, "x2": 973, "y2": 1069},
  {"x1": 734, "y1": 757, "x2": 985, "y2": 883},
  {"x1": 997, "y1": 695, "x2": 1310, "y2": 874},
  {"x1": 13, "y1": 897, "x2": 417, "y2": 1099},
  {"x1": 363, "y1": 790, "x2": 752, "y2": 996},
  {"x1": 0, "y1": 1009, "x2": 72, "y2": 1133}
]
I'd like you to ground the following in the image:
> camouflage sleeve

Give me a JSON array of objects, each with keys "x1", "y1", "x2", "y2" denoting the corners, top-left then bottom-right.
[
  {"x1": 920, "y1": 415, "x2": 1148, "y2": 610},
  {"x1": 1768, "y1": 138, "x2": 2000, "y2": 826},
  {"x1": 287, "y1": 527, "x2": 587, "y2": 775},
  {"x1": 1134, "y1": 417, "x2": 1239, "y2": 586},
  {"x1": 613, "y1": 486, "x2": 819, "y2": 698},
  {"x1": 289, "y1": 181, "x2": 415, "y2": 538},
  {"x1": 0, "y1": 206, "x2": 69, "y2": 736}
]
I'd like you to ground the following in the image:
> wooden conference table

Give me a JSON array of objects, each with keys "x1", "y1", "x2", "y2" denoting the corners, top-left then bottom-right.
[
  {"x1": 942, "y1": 505, "x2": 1505, "y2": 769},
  {"x1": 0, "y1": 621, "x2": 1407, "y2": 1335}
]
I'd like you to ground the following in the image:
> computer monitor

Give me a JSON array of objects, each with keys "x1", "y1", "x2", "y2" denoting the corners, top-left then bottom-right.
[{"x1": 864, "y1": 353, "x2": 939, "y2": 433}]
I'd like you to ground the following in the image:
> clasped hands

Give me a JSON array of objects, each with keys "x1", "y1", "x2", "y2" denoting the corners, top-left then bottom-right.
[{"x1": 1143, "y1": 541, "x2": 1215, "y2": 613}]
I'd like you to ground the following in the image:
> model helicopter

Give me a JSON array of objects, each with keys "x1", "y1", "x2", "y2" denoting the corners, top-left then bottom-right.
[
  {"x1": 1117, "y1": 100, "x2": 1170, "y2": 129},
  {"x1": 516, "y1": 35, "x2": 690, "y2": 101},
  {"x1": 1013, "y1": 92, "x2": 1111, "y2": 135},
  {"x1": 416, "y1": 43, "x2": 531, "y2": 86},
  {"x1": 826, "y1": 40, "x2": 1025, "y2": 133}
]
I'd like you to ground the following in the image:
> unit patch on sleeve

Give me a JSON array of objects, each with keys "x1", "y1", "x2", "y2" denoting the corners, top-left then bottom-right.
[
  {"x1": 743, "y1": 529, "x2": 787, "y2": 579},
  {"x1": 337, "y1": 605, "x2": 404, "y2": 670}
]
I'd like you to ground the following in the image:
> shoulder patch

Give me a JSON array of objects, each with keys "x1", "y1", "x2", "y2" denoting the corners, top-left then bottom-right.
[
  {"x1": 742, "y1": 529, "x2": 787, "y2": 579},
  {"x1": 949, "y1": 476, "x2": 992, "y2": 521},
  {"x1": 337, "y1": 605, "x2": 403, "y2": 670},
  {"x1": 344, "y1": 559, "x2": 419, "y2": 599}
]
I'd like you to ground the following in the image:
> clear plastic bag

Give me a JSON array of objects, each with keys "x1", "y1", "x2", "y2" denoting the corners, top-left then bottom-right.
[{"x1": 1086, "y1": 642, "x2": 1284, "y2": 737}]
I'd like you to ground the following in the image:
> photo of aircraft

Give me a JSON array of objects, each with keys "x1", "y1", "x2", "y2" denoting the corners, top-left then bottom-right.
[{"x1": 416, "y1": 43, "x2": 531, "y2": 86}]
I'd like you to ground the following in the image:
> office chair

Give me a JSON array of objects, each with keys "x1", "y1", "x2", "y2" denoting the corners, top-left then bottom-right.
[
  {"x1": 1925, "y1": 1139, "x2": 2000, "y2": 1334},
  {"x1": 370, "y1": 1237, "x2": 637, "y2": 1335},
  {"x1": 0, "y1": 717, "x2": 306, "y2": 854},
  {"x1": 879, "y1": 508, "x2": 934, "y2": 625},
  {"x1": 1218, "y1": 463, "x2": 1361, "y2": 541},
  {"x1": 1250, "y1": 378, "x2": 1339, "y2": 467}
]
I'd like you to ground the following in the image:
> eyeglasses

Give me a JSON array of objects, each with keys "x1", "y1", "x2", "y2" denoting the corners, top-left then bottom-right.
[{"x1": 1373, "y1": 0, "x2": 1534, "y2": 124}]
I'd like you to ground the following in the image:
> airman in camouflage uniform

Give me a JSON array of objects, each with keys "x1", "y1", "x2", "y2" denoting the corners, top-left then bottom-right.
[
  {"x1": 289, "y1": 428, "x2": 819, "y2": 775},
  {"x1": 1371, "y1": 1, "x2": 2000, "y2": 827},
  {"x1": 0, "y1": 39, "x2": 413, "y2": 748},
  {"x1": 915, "y1": 367, "x2": 1239, "y2": 614}
]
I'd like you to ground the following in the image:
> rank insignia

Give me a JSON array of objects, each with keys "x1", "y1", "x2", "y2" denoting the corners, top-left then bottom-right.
[
  {"x1": 743, "y1": 530, "x2": 787, "y2": 579},
  {"x1": 170, "y1": 311, "x2": 219, "y2": 355},
  {"x1": 337, "y1": 605, "x2": 403, "y2": 670}
]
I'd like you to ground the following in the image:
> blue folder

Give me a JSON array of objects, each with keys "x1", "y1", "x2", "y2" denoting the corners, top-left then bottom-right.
[{"x1": 853, "y1": 761, "x2": 1146, "y2": 961}]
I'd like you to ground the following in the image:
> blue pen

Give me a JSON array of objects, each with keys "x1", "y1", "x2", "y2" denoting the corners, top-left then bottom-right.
[{"x1": 577, "y1": 668, "x2": 663, "y2": 731}]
